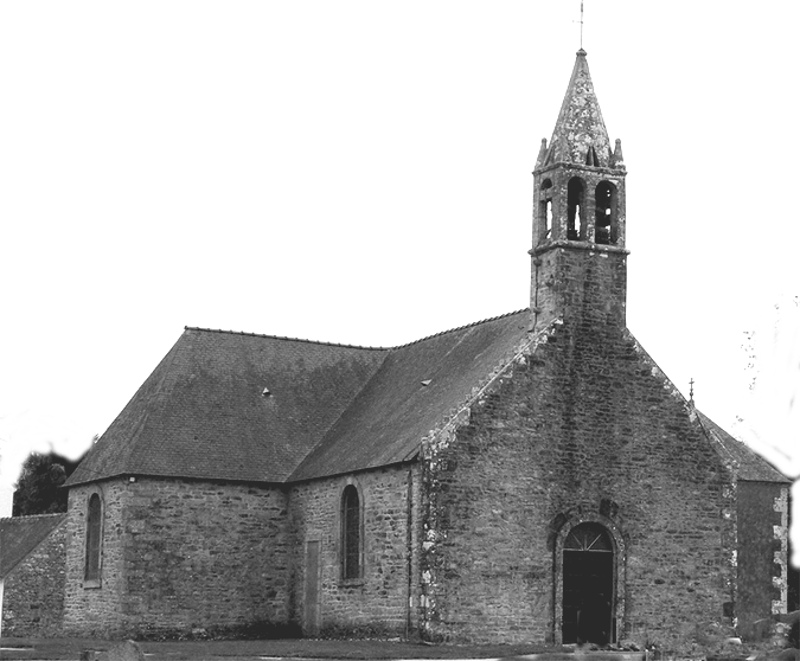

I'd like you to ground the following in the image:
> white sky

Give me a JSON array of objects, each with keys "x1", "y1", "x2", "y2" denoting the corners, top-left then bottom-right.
[{"x1": 0, "y1": 2, "x2": 797, "y2": 560}]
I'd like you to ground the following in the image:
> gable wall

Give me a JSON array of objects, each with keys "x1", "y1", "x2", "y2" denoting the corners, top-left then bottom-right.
[
  {"x1": 288, "y1": 464, "x2": 421, "y2": 637},
  {"x1": 64, "y1": 477, "x2": 291, "y2": 638},
  {"x1": 1, "y1": 520, "x2": 66, "y2": 636},
  {"x1": 420, "y1": 322, "x2": 736, "y2": 650}
]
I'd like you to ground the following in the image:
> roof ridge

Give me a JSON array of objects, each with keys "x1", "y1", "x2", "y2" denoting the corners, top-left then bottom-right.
[
  {"x1": 389, "y1": 309, "x2": 529, "y2": 350},
  {"x1": 184, "y1": 311, "x2": 529, "y2": 353},
  {"x1": 184, "y1": 326, "x2": 388, "y2": 352}
]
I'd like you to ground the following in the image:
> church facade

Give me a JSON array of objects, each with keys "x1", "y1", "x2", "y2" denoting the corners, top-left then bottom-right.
[{"x1": 3, "y1": 50, "x2": 791, "y2": 650}]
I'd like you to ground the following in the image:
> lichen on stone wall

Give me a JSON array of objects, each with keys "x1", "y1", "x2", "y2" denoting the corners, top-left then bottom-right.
[
  {"x1": 417, "y1": 313, "x2": 738, "y2": 648},
  {"x1": 418, "y1": 323, "x2": 558, "y2": 640}
]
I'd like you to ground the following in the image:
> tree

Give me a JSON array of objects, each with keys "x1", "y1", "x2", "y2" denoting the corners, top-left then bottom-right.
[{"x1": 12, "y1": 449, "x2": 86, "y2": 517}]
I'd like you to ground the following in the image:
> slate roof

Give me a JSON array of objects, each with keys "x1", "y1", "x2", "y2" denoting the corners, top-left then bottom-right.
[
  {"x1": 67, "y1": 329, "x2": 387, "y2": 486},
  {"x1": 697, "y1": 411, "x2": 790, "y2": 483},
  {"x1": 67, "y1": 312, "x2": 531, "y2": 487},
  {"x1": 67, "y1": 310, "x2": 787, "y2": 485},
  {"x1": 291, "y1": 310, "x2": 531, "y2": 480},
  {"x1": 64, "y1": 311, "x2": 787, "y2": 488},
  {"x1": 0, "y1": 513, "x2": 66, "y2": 579}
]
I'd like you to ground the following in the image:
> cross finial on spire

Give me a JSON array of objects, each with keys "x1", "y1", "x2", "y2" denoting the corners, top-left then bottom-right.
[
  {"x1": 689, "y1": 377, "x2": 695, "y2": 407},
  {"x1": 573, "y1": 1, "x2": 586, "y2": 53}
]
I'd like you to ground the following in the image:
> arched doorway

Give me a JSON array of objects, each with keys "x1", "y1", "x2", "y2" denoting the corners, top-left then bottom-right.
[{"x1": 562, "y1": 522, "x2": 614, "y2": 645}]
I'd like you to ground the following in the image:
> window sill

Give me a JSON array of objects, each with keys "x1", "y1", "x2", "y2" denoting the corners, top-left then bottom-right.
[
  {"x1": 339, "y1": 577, "x2": 365, "y2": 588},
  {"x1": 83, "y1": 578, "x2": 102, "y2": 589}
]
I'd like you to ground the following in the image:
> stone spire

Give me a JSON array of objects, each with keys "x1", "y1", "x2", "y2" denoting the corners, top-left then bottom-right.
[{"x1": 541, "y1": 49, "x2": 614, "y2": 169}]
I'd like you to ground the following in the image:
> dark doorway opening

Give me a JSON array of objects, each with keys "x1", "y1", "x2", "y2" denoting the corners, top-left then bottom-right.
[{"x1": 562, "y1": 523, "x2": 614, "y2": 645}]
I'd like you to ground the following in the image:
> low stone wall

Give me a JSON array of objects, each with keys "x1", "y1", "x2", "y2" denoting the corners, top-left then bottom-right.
[{"x1": 2, "y1": 516, "x2": 67, "y2": 636}]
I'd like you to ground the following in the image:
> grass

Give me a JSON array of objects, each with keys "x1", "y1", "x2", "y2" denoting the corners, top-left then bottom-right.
[{"x1": 0, "y1": 637, "x2": 564, "y2": 661}]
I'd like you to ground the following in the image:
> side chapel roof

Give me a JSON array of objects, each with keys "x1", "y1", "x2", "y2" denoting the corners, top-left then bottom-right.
[
  {"x1": 697, "y1": 411, "x2": 791, "y2": 483},
  {"x1": 0, "y1": 513, "x2": 66, "y2": 579},
  {"x1": 66, "y1": 311, "x2": 531, "y2": 487}
]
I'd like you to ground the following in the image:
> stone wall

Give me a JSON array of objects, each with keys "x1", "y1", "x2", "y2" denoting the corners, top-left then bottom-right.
[
  {"x1": 736, "y1": 482, "x2": 789, "y2": 638},
  {"x1": 1, "y1": 517, "x2": 66, "y2": 636},
  {"x1": 63, "y1": 477, "x2": 291, "y2": 638},
  {"x1": 289, "y1": 464, "x2": 421, "y2": 637},
  {"x1": 63, "y1": 480, "x2": 127, "y2": 636},
  {"x1": 532, "y1": 243, "x2": 628, "y2": 333},
  {"x1": 420, "y1": 320, "x2": 735, "y2": 649}
]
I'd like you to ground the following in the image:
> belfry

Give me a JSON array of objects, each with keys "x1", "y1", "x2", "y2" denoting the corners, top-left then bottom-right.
[{"x1": 531, "y1": 49, "x2": 628, "y2": 332}]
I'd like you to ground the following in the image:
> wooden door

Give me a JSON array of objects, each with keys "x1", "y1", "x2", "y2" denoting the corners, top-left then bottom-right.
[
  {"x1": 562, "y1": 523, "x2": 614, "y2": 645},
  {"x1": 304, "y1": 541, "x2": 321, "y2": 635}
]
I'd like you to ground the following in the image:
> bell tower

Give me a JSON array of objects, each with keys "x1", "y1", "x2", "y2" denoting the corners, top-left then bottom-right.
[{"x1": 530, "y1": 49, "x2": 628, "y2": 332}]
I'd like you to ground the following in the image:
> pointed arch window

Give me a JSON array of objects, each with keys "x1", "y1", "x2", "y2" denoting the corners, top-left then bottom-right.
[
  {"x1": 85, "y1": 493, "x2": 103, "y2": 584},
  {"x1": 595, "y1": 181, "x2": 617, "y2": 245},
  {"x1": 567, "y1": 177, "x2": 585, "y2": 240},
  {"x1": 341, "y1": 485, "x2": 362, "y2": 580}
]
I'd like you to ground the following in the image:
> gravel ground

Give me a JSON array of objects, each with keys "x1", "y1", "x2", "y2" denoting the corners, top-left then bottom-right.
[{"x1": 0, "y1": 638, "x2": 562, "y2": 661}]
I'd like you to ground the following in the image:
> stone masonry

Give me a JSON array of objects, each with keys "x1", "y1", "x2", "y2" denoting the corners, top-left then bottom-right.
[
  {"x1": 736, "y1": 482, "x2": 791, "y2": 637},
  {"x1": 63, "y1": 478, "x2": 290, "y2": 638},
  {"x1": 289, "y1": 464, "x2": 421, "y2": 637},
  {"x1": 1, "y1": 516, "x2": 66, "y2": 636},
  {"x1": 62, "y1": 468, "x2": 423, "y2": 639},
  {"x1": 420, "y1": 316, "x2": 736, "y2": 648}
]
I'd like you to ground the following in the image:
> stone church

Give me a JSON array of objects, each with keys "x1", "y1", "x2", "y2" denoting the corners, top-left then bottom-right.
[{"x1": 2, "y1": 50, "x2": 791, "y2": 649}]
